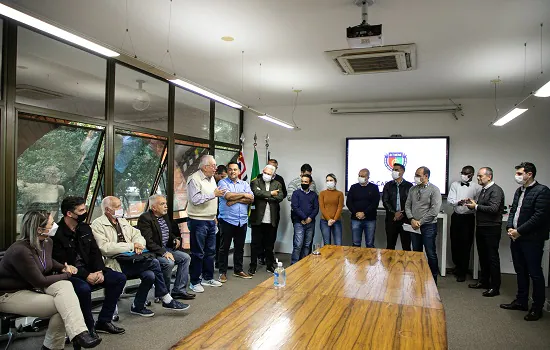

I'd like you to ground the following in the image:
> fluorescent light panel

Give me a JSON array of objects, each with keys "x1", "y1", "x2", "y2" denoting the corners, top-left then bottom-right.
[
  {"x1": 493, "y1": 108, "x2": 528, "y2": 126},
  {"x1": 257, "y1": 114, "x2": 294, "y2": 129},
  {"x1": 170, "y1": 79, "x2": 242, "y2": 109},
  {"x1": 534, "y1": 80, "x2": 550, "y2": 98},
  {"x1": 0, "y1": 4, "x2": 119, "y2": 57}
]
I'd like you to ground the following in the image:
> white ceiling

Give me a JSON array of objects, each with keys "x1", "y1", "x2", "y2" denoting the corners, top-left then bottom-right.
[{"x1": 6, "y1": 0, "x2": 550, "y2": 107}]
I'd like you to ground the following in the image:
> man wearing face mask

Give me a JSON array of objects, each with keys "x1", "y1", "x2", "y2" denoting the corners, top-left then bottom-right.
[
  {"x1": 382, "y1": 163, "x2": 413, "y2": 251},
  {"x1": 291, "y1": 174, "x2": 319, "y2": 264},
  {"x1": 405, "y1": 166, "x2": 442, "y2": 282},
  {"x1": 347, "y1": 168, "x2": 381, "y2": 248},
  {"x1": 500, "y1": 162, "x2": 550, "y2": 321},
  {"x1": 53, "y1": 196, "x2": 127, "y2": 337},
  {"x1": 249, "y1": 164, "x2": 284, "y2": 274},
  {"x1": 447, "y1": 165, "x2": 482, "y2": 282},
  {"x1": 464, "y1": 167, "x2": 505, "y2": 297}
]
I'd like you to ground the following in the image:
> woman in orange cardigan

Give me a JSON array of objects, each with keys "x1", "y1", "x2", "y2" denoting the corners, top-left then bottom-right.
[{"x1": 319, "y1": 174, "x2": 344, "y2": 245}]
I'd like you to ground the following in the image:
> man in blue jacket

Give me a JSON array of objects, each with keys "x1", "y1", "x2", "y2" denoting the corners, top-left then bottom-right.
[
  {"x1": 500, "y1": 162, "x2": 550, "y2": 321},
  {"x1": 290, "y1": 174, "x2": 319, "y2": 264}
]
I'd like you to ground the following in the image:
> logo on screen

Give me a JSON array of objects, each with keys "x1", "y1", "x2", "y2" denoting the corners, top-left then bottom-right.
[{"x1": 384, "y1": 152, "x2": 408, "y2": 171}]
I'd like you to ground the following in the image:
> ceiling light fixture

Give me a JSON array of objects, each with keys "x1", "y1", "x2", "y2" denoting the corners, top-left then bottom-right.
[
  {"x1": 534, "y1": 80, "x2": 550, "y2": 97},
  {"x1": 493, "y1": 108, "x2": 528, "y2": 126},
  {"x1": 221, "y1": 36, "x2": 235, "y2": 42},
  {"x1": 132, "y1": 79, "x2": 151, "y2": 111},
  {"x1": 257, "y1": 114, "x2": 295, "y2": 129},
  {"x1": 0, "y1": 3, "x2": 119, "y2": 57},
  {"x1": 170, "y1": 78, "x2": 242, "y2": 109}
]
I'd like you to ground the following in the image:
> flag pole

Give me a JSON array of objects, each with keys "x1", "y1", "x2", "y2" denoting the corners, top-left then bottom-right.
[{"x1": 265, "y1": 134, "x2": 270, "y2": 164}]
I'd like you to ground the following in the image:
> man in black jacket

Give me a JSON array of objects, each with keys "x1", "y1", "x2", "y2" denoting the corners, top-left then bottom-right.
[
  {"x1": 249, "y1": 164, "x2": 284, "y2": 275},
  {"x1": 137, "y1": 194, "x2": 195, "y2": 300},
  {"x1": 347, "y1": 168, "x2": 381, "y2": 248},
  {"x1": 53, "y1": 196, "x2": 126, "y2": 336},
  {"x1": 500, "y1": 162, "x2": 550, "y2": 321},
  {"x1": 465, "y1": 167, "x2": 505, "y2": 297},
  {"x1": 382, "y1": 163, "x2": 413, "y2": 251}
]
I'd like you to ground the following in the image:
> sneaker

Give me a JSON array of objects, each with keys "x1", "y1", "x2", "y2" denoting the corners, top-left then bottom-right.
[
  {"x1": 130, "y1": 305, "x2": 155, "y2": 317},
  {"x1": 162, "y1": 299, "x2": 190, "y2": 311},
  {"x1": 218, "y1": 274, "x2": 227, "y2": 283},
  {"x1": 190, "y1": 283, "x2": 205, "y2": 293},
  {"x1": 248, "y1": 267, "x2": 256, "y2": 276},
  {"x1": 154, "y1": 297, "x2": 161, "y2": 304},
  {"x1": 266, "y1": 265, "x2": 275, "y2": 273},
  {"x1": 201, "y1": 279, "x2": 223, "y2": 287},
  {"x1": 233, "y1": 271, "x2": 252, "y2": 279}
]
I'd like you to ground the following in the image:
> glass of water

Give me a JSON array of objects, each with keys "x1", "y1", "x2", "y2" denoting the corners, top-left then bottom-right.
[{"x1": 312, "y1": 243, "x2": 321, "y2": 255}]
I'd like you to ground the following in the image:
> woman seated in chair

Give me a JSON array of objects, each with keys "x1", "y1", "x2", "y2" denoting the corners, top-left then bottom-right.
[{"x1": 0, "y1": 210, "x2": 101, "y2": 350}]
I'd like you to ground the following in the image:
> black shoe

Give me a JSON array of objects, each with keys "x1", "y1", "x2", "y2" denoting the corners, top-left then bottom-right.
[
  {"x1": 171, "y1": 291, "x2": 196, "y2": 300},
  {"x1": 482, "y1": 289, "x2": 500, "y2": 297},
  {"x1": 72, "y1": 330, "x2": 102, "y2": 349},
  {"x1": 500, "y1": 299, "x2": 529, "y2": 311},
  {"x1": 266, "y1": 266, "x2": 275, "y2": 273},
  {"x1": 258, "y1": 258, "x2": 266, "y2": 266},
  {"x1": 89, "y1": 330, "x2": 100, "y2": 340},
  {"x1": 524, "y1": 309, "x2": 543, "y2": 321},
  {"x1": 468, "y1": 282, "x2": 489, "y2": 289},
  {"x1": 248, "y1": 267, "x2": 256, "y2": 276},
  {"x1": 95, "y1": 321, "x2": 125, "y2": 335},
  {"x1": 456, "y1": 276, "x2": 466, "y2": 282}
]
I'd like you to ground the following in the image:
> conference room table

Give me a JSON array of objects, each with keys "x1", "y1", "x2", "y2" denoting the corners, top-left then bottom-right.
[{"x1": 172, "y1": 246, "x2": 448, "y2": 350}]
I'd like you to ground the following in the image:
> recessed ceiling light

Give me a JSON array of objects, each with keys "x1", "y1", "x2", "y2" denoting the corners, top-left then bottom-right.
[{"x1": 221, "y1": 36, "x2": 234, "y2": 42}]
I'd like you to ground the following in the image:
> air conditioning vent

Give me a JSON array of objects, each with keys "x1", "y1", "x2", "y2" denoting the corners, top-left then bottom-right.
[
  {"x1": 16, "y1": 85, "x2": 68, "y2": 100},
  {"x1": 325, "y1": 44, "x2": 416, "y2": 75}
]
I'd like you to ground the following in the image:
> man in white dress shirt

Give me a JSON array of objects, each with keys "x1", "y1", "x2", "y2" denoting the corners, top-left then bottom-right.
[{"x1": 447, "y1": 165, "x2": 481, "y2": 282}]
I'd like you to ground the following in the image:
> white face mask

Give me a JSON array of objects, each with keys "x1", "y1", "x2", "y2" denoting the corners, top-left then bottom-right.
[
  {"x1": 114, "y1": 208, "x2": 124, "y2": 219},
  {"x1": 391, "y1": 171, "x2": 401, "y2": 180},
  {"x1": 40, "y1": 222, "x2": 59, "y2": 237},
  {"x1": 358, "y1": 177, "x2": 367, "y2": 185},
  {"x1": 414, "y1": 176, "x2": 422, "y2": 185},
  {"x1": 326, "y1": 181, "x2": 336, "y2": 189},
  {"x1": 262, "y1": 173, "x2": 272, "y2": 182},
  {"x1": 514, "y1": 175, "x2": 526, "y2": 185},
  {"x1": 461, "y1": 174, "x2": 471, "y2": 182}
]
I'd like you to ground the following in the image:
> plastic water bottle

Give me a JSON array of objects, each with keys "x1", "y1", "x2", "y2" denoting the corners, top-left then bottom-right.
[{"x1": 273, "y1": 259, "x2": 286, "y2": 288}]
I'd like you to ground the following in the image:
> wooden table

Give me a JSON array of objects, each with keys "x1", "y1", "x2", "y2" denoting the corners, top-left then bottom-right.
[{"x1": 172, "y1": 246, "x2": 447, "y2": 350}]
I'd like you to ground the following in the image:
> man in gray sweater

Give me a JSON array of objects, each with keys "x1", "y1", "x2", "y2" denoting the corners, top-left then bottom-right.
[
  {"x1": 405, "y1": 166, "x2": 442, "y2": 282},
  {"x1": 465, "y1": 167, "x2": 505, "y2": 297}
]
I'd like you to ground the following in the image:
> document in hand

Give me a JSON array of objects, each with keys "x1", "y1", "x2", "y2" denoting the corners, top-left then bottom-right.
[{"x1": 403, "y1": 224, "x2": 421, "y2": 235}]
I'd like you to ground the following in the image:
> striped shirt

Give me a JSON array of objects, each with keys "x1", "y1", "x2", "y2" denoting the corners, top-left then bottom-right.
[{"x1": 158, "y1": 217, "x2": 170, "y2": 247}]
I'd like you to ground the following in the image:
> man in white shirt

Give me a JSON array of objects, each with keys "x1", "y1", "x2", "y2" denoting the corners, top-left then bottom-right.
[{"x1": 447, "y1": 165, "x2": 481, "y2": 282}]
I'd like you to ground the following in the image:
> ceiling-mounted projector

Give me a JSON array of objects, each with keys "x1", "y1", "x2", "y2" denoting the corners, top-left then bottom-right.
[{"x1": 347, "y1": 0, "x2": 382, "y2": 48}]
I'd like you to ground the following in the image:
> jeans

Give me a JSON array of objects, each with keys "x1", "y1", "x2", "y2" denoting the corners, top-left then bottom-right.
[
  {"x1": 120, "y1": 258, "x2": 168, "y2": 309},
  {"x1": 476, "y1": 225, "x2": 501, "y2": 290},
  {"x1": 411, "y1": 223, "x2": 439, "y2": 281},
  {"x1": 188, "y1": 219, "x2": 216, "y2": 285},
  {"x1": 291, "y1": 222, "x2": 315, "y2": 264},
  {"x1": 70, "y1": 269, "x2": 126, "y2": 331},
  {"x1": 250, "y1": 223, "x2": 277, "y2": 270},
  {"x1": 351, "y1": 219, "x2": 376, "y2": 248},
  {"x1": 320, "y1": 220, "x2": 343, "y2": 245},
  {"x1": 385, "y1": 216, "x2": 411, "y2": 251},
  {"x1": 157, "y1": 249, "x2": 191, "y2": 294},
  {"x1": 511, "y1": 238, "x2": 545, "y2": 310},
  {"x1": 218, "y1": 219, "x2": 247, "y2": 274}
]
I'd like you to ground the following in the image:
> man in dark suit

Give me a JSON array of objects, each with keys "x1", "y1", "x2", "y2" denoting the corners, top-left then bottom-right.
[
  {"x1": 249, "y1": 164, "x2": 284, "y2": 274},
  {"x1": 382, "y1": 162, "x2": 413, "y2": 251},
  {"x1": 465, "y1": 167, "x2": 505, "y2": 297},
  {"x1": 500, "y1": 162, "x2": 550, "y2": 321},
  {"x1": 138, "y1": 194, "x2": 195, "y2": 300},
  {"x1": 53, "y1": 196, "x2": 126, "y2": 337}
]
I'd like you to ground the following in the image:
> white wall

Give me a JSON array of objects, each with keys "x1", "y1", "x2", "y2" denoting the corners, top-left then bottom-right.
[{"x1": 242, "y1": 98, "x2": 550, "y2": 257}]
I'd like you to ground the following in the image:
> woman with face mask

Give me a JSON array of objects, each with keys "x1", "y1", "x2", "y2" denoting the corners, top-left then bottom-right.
[
  {"x1": 0, "y1": 210, "x2": 102, "y2": 350},
  {"x1": 319, "y1": 174, "x2": 345, "y2": 245}
]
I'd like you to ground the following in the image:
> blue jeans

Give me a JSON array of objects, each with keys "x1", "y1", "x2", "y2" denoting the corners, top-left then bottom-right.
[
  {"x1": 157, "y1": 249, "x2": 191, "y2": 294},
  {"x1": 188, "y1": 219, "x2": 216, "y2": 285},
  {"x1": 70, "y1": 269, "x2": 126, "y2": 331},
  {"x1": 291, "y1": 222, "x2": 315, "y2": 264},
  {"x1": 120, "y1": 258, "x2": 168, "y2": 309},
  {"x1": 351, "y1": 220, "x2": 376, "y2": 248},
  {"x1": 320, "y1": 220, "x2": 343, "y2": 245},
  {"x1": 411, "y1": 223, "x2": 439, "y2": 281}
]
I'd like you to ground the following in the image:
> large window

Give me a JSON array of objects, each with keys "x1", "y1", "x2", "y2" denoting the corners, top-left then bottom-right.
[
  {"x1": 16, "y1": 115, "x2": 104, "y2": 225},
  {"x1": 114, "y1": 65, "x2": 168, "y2": 131},
  {"x1": 113, "y1": 131, "x2": 167, "y2": 218},
  {"x1": 215, "y1": 147, "x2": 240, "y2": 168},
  {"x1": 16, "y1": 28, "x2": 106, "y2": 118},
  {"x1": 174, "y1": 88, "x2": 210, "y2": 139},
  {"x1": 214, "y1": 102, "x2": 240, "y2": 144}
]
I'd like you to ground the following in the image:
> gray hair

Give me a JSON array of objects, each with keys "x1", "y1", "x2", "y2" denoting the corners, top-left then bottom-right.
[
  {"x1": 263, "y1": 164, "x2": 276, "y2": 173},
  {"x1": 199, "y1": 155, "x2": 215, "y2": 168},
  {"x1": 480, "y1": 167, "x2": 493, "y2": 179},
  {"x1": 148, "y1": 194, "x2": 166, "y2": 206},
  {"x1": 19, "y1": 210, "x2": 50, "y2": 252},
  {"x1": 101, "y1": 196, "x2": 120, "y2": 213}
]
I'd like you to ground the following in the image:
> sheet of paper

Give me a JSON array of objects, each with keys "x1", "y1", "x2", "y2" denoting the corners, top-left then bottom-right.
[{"x1": 403, "y1": 223, "x2": 421, "y2": 234}]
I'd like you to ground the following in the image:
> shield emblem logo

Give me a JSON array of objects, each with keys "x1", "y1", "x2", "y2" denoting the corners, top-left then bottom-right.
[{"x1": 384, "y1": 152, "x2": 407, "y2": 171}]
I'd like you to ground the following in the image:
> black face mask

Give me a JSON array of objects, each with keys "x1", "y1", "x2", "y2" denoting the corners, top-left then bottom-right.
[
  {"x1": 72, "y1": 211, "x2": 88, "y2": 223},
  {"x1": 301, "y1": 184, "x2": 310, "y2": 191}
]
